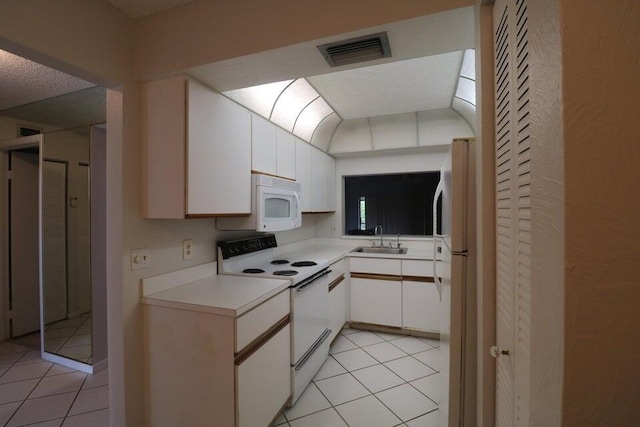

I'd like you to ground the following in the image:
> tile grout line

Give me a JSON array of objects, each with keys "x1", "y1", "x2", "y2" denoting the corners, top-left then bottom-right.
[
  {"x1": 323, "y1": 331, "x2": 419, "y2": 426},
  {"x1": 5, "y1": 359, "x2": 57, "y2": 426}
]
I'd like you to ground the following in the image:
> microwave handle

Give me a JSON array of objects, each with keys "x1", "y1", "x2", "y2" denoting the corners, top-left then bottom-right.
[{"x1": 294, "y1": 192, "x2": 301, "y2": 217}]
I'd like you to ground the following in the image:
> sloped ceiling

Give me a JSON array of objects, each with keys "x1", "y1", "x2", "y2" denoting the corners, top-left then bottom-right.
[{"x1": 308, "y1": 51, "x2": 463, "y2": 120}]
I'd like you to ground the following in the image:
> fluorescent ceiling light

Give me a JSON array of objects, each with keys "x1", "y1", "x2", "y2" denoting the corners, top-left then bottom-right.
[
  {"x1": 293, "y1": 97, "x2": 334, "y2": 141},
  {"x1": 223, "y1": 77, "x2": 341, "y2": 145},
  {"x1": 270, "y1": 79, "x2": 319, "y2": 132},
  {"x1": 223, "y1": 79, "x2": 293, "y2": 119},
  {"x1": 454, "y1": 49, "x2": 476, "y2": 106}
]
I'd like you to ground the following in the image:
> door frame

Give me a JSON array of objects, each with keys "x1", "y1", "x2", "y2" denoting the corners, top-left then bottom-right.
[{"x1": 0, "y1": 134, "x2": 43, "y2": 342}]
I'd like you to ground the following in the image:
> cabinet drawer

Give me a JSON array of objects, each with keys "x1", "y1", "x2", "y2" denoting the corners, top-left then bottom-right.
[
  {"x1": 327, "y1": 259, "x2": 347, "y2": 285},
  {"x1": 235, "y1": 290, "x2": 289, "y2": 352},
  {"x1": 350, "y1": 257, "x2": 401, "y2": 276},
  {"x1": 402, "y1": 260, "x2": 433, "y2": 278}
]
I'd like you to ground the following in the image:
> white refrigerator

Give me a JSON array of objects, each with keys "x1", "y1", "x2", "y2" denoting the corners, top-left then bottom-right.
[{"x1": 433, "y1": 138, "x2": 477, "y2": 426}]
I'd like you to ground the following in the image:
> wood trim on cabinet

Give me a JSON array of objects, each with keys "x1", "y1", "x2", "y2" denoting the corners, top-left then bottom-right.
[
  {"x1": 186, "y1": 213, "x2": 251, "y2": 218},
  {"x1": 328, "y1": 275, "x2": 345, "y2": 292},
  {"x1": 250, "y1": 170, "x2": 295, "y2": 181},
  {"x1": 234, "y1": 315, "x2": 290, "y2": 365},
  {"x1": 350, "y1": 273, "x2": 402, "y2": 282},
  {"x1": 402, "y1": 275, "x2": 436, "y2": 283}
]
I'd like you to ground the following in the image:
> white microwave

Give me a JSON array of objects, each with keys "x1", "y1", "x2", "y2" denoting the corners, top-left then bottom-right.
[{"x1": 217, "y1": 174, "x2": 301, "y2": 232}]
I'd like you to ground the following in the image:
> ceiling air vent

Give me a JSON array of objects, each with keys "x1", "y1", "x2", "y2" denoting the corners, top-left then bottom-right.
[{"x1": 318, "y1": 32, "x2": 391, "y2": 67}]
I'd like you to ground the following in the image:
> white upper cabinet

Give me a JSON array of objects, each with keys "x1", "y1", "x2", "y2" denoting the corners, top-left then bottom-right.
[
  {"x1": 142, "y1": 76, "x2": 252, "y2": 218},
  {"x1": 310, "y1": 147, "x2": 336, "y2": 213},
  {"x1": 187, "y1": 80, "x2": 251, "y2": 215},
  {"x1": 251, "y1": 115, "x2": 277, "y2": 176},
  {"x1": 251, "y1": 115, "x2": 296, "y2": 180},
  {"x1": 276, "y1": 127, "x2": 296, "y2": 180},
  {"x1": 295, "y1": 138, "x2": 313, "y2": 212}
]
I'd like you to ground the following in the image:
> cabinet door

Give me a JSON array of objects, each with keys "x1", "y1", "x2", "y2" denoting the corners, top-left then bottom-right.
[
  {"x1": 276, "y1": 127, "x2": 296, "y2": 180},
  {"x1": 329, "y1": 278, "x2": 346, "y2": 343},
  {"x1": 295, "y1": 138, "x2": 313, "y2": 212},
  {"x1": 324, "y1": 152, "x2": 336, "y2": 211},
  {"x1": 237, "y1": 324, "x2": 291, "y2": 427},
  {"x1": 251, "y1": 114, "x2": 277, "y2": 176},
  {"x1": 402, "y1": 281, "x2": 440, "y2": 332},
  {"x1": 187, "y1": 80, "x2": 251, "y2": 215},
  {"x1": 142, "y1": 75, "x2": 187, "y2": 218},
  {"x1": 311, "y1": 147, "x2": 326, "y2": 212},
  {"x1": 350, "y1": 278, "x2": 401, "y2": 327}
]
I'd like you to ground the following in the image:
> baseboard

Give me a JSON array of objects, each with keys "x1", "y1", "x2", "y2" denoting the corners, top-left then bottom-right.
[{"x1": 346, "y1": 321, "x2": 440, "y2": 340}]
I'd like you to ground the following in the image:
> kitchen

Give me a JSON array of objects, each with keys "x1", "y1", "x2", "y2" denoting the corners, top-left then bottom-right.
[{"x1": 1, "y1": 1, "x2": 638, "y2": 427}]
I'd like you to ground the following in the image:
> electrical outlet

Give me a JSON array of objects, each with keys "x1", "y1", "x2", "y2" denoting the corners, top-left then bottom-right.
[
  {"x1": 183, "y1": 239, "x2": 193, "y2": 260},
  {"x1": 131, "y1": 248, "x2": 150, "y2": 270}
]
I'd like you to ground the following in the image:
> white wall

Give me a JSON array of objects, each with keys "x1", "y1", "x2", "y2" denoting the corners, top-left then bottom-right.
[
  {"x1": 316, "y1": 147, "x2": 449, "y2": 238},
  {"x1": 330, "y1": 108, "x2": 474, "y2": 155}
]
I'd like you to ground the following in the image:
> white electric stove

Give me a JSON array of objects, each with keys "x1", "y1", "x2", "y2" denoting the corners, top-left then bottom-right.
[{"x1": 217, "y1": 234, "x2": 331, "y2": 404}]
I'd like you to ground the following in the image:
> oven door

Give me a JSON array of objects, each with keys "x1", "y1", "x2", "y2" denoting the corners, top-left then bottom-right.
[
  {"x1": 291, "y1": 269, "x2": 330, "y2": 364},
  {"x1": 256, "y1": 185, "x2": 301, "y2": 232}
]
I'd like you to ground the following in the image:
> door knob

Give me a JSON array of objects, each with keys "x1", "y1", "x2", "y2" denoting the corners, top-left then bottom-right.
[{"x1": 490, "y1": 346, "x2": 510, "y2": 358}]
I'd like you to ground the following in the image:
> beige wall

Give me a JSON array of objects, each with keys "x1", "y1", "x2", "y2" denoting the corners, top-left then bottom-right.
[
  {"x1": 134, "y1": 0, "x2": 475, "y2": 79},
  {"x1": 562, "y1": 1, "x2": 640, "y2": 425}
]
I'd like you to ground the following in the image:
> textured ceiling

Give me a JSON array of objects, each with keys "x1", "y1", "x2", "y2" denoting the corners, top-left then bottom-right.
[
  {"x1": 187, "y1": 7, "x2": 474, "y2": 92},
  {"x1": 0, "y1": 87, "x2": 106, "y2": 130},
  {"x1": 0, "y1": 49, "x2": 95, "y2": 111},
  {"x1": 308, "y1": 51, "x2": 464, "y2": 120},
  {"x1": 106, "y1": 0, "x2": 198, "y2": 18}
]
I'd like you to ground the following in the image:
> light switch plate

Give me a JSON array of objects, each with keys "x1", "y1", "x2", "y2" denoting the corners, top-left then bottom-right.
[
  {"x1": 182, "y1": 239, "x2": 193, "y2": 260},
  {"x1": 131, "y1": 248, "x2": 150, "y2": 270}
]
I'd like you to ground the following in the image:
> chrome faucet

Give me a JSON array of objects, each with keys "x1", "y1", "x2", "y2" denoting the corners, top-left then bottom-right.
[{"x1": 374, "y1": 225, "x2": 383, "y2": 247}]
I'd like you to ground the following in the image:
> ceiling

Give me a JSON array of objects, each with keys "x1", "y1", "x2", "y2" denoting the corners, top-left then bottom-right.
[
  {"x1": 0, "y1": 49, "x2": 95, "y2": 111},
  {"x1": 0, "y1": 2, "x2": 474, "y2": 146},
  {"x1": 307, "y1": 51, "x2": 464, "y2": 120},
  {"x1": 106, "y1": 0, "x2": 198, "y2": 19},
  {"x1": 201, "y1": 6, "x2": 476, "y2": 150}
]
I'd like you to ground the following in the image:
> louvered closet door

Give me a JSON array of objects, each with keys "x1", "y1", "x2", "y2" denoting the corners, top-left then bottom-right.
[{"x1": 493, "y1": 0, "x2": 531, "y2": 426}]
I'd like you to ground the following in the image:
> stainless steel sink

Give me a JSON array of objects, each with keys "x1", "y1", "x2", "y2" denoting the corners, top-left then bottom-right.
[{"x1": 352, "y1": 246, "x2": 408, "y2": 255}]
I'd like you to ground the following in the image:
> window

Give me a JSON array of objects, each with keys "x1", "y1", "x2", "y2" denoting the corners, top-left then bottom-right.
[
  {"x1": 344, "y1": 172, "x2": 442, "y2": 236},
  {"x1": 358, "y1": 196, "x2": 367, "y2": 230}
]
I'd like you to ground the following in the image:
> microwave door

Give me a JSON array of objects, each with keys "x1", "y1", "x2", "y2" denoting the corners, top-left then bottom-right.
[{"x1": 257, "y1": 186, "x2": 301, "y2": 231}]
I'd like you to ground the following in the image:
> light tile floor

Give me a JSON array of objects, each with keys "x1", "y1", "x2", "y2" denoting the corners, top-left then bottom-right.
[
  {"x1": 0, "y1": 340, "x2": 109, "y2": 426},
  {"x1": 275, "y1": 328, "x2": 441, "y2": 427}
]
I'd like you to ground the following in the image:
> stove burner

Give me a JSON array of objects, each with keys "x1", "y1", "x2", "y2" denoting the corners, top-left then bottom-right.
[
  {"x1": 243, "y1": 268, "x2": 265, "y2": 274},
  {"x1": 273, "y1": 270, "x2": 298, "y2": 276},
  {"x1": 271, "y1": 259, "x2": 290, "y2": 265},
  {"x1": 291, "y1": 261, "x2": 318, "y2": 267}
]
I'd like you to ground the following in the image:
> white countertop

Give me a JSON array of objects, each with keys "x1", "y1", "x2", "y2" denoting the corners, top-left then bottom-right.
[
  {"x1": 275, "y1": 239, "x2": 435, "y2": 265},
  {"x1": 141, "y1": 238, "x2": 436, "y2": 317},
  {"x1": 142, "y1": 273, "x2": 290, "y2": 317}
]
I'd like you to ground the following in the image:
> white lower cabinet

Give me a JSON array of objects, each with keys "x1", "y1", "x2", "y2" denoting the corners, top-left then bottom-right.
[
  {"x1": 144, "y1": 290, "x2": 291, "y2": 427},
  {"x1": 328, "y1": 275, "x2": 346, "y2": 343},
  {"x1": 237, "y1": 324, "x2": 291, "y2": 427},
  {"x1": 350, "y1": 277, "x2": 402, "y2": 327},
  {"x1": 402, "y1": 280, "x2": 440, "y2": 332}
]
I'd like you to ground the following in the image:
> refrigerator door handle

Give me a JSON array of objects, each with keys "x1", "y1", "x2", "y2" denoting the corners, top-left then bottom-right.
[
  {"x1": 433, "y1": 237, "x2": 443, "y2": 302},
  {"x1": 432, "y1": 167, "x2": 444, "y2": 302},
  {"x1": 432, "y1": 168, "x2": 444, "y2": 238}
]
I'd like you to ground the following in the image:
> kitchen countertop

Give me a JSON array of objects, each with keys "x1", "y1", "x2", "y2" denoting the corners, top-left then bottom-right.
[
  {"x1": 141, "y1": 273, "x2": 290, "y2": 317},
  {"x1": 275, "y1": 239, "x2": 436, "y2": 266}
]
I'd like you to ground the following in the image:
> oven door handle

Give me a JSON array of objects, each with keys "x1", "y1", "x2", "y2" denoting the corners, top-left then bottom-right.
[
  {"x1": 295, "y1": 269, "x2": 331, "y2": 292},
  {"x1": 294, "y1": 328, "x2": 331, "y2": 371}
]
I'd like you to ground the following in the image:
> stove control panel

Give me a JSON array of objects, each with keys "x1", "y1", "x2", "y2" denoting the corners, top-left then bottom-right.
[{"x1": 218, "y1": 234, "x2": 278, "y2": 259}]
